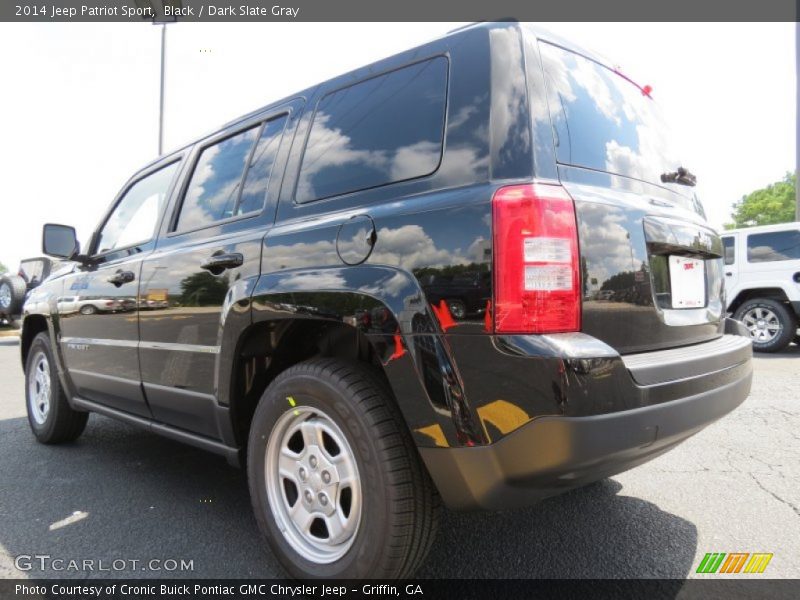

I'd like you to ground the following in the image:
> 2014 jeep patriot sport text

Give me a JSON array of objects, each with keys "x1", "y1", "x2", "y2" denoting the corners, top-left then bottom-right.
[{"x1": 21, "y1": 23, "x2": 752, "y2": 579}]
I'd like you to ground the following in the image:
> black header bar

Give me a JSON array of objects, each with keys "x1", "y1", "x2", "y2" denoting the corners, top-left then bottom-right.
[{"x1": 2, "y1": 0, "x2": 798, "y2": 22}]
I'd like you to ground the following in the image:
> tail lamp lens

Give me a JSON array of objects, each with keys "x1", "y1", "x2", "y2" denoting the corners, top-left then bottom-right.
[{"x1": 492, "y1": 184, "x2": 581, "y2": 334}]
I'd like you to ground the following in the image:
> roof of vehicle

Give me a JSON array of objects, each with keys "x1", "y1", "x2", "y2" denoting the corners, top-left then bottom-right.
[
  {"x1": 135, "y1": 21, "x2": 619, "y2": 175},
  {"x1": 721, "y1": 222, "x2": 800, "y2": 235}
]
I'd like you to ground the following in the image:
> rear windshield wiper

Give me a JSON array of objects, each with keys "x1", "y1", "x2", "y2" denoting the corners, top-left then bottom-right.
[{"x1": 661, "y1": 167, "x2": 696, "y2": 187}]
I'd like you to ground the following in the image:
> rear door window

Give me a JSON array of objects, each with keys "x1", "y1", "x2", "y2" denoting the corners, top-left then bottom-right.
[
  {"x1": 296, "y1": 57, "x2": 448, "y2": 203},
  {"x1": 175, "y1": 114, "x2": 289, "y2": 232},
  {"x1": 176, "y1": 126, "x2": 260, "y2": 232},
  {"x1": 236, "y1": 114, "x2": 289, "y2": 215},
  {"x1": 746, "y1": 230, "x2": 800, "y2": 262}
]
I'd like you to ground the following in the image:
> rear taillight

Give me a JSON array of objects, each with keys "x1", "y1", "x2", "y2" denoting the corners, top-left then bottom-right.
[{"x1": 491, "y1": 183, "x2": 581, "y2": 334}]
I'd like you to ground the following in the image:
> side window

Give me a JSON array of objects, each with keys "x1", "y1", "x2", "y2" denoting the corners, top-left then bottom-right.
[
  {"x1": 747, "y1": 230, "x2": 800, "y2": 263},
  {"x1": 237, "y1": 114, "x2": 289, "y2": 215},
  {"x1": 175, "y1": 115, "x2": 289, "y2": 233},
  {"x1": 722, "y1": 237, "x2": 735, "y2": 265},
  {"x1": 176, "y1": 125, "x2": 260, "y2": 232},
  {"x1": 97, "y1": 161, "x2": 179, "y2": 254},
  {"x1": 296, "y1": 56, "x2": 448, "y2": 203}
]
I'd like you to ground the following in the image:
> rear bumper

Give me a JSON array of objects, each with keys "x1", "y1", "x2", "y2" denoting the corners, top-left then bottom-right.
[{"x1": 421, "y1": 327, "x2": 752, "y2": 510}]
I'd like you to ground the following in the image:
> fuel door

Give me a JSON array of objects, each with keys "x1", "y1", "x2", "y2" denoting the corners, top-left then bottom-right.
[{"x1": 336, "y1": 214, "x2": 377, "y2": 266}]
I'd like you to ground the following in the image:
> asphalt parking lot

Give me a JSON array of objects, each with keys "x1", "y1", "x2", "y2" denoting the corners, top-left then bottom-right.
[{"x1": 0, "y1": 333, "x2": 797, "y2": 579}]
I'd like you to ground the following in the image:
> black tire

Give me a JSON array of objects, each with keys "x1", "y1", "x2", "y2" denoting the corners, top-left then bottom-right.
[
  {"x1": 25, "y1": 332, "x2": 89, "y2": 443},
  {"x1": 79, "y1": 304, "x2": 97, "y2": 315},
  {"x1": 0, "y1": 275, "x2": 27, "y2": 317},
  {"x1": 734, "y1": 298, "x2": 797, "y2": 353},
  {"x1": 447, "y1": 299, "x2": 466, "y2": 320},
  {"x1": 247, "y1": 358, "x2": 440, "y2": 579}
]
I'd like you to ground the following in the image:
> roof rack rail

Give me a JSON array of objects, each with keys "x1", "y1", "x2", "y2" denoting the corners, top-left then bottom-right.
[{"x1": 447, "y1": 19, "x2": 519, "y2": 35}]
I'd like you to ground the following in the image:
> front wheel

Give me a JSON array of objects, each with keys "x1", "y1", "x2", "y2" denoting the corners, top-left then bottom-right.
[
  {"x1": 734, "y1": 298, "x2": 797, "y2": 353},
  {"x1": 247, "y1": 358, "x2": 440, "y2": 579},
  {"x1": 25, "y1": 332, "x2": 89, "y2": 443}
]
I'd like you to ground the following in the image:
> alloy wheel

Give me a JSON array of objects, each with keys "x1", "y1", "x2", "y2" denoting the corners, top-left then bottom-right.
[
  {"x1": 741, "y1": 306, "x2": 781, "y2": 343},
  {"x1": 28, "y1": 351, "x2": 51, "y2": 425},
  {"x1": 264, "y1": 405, "x2": 362, "y2": 563}
]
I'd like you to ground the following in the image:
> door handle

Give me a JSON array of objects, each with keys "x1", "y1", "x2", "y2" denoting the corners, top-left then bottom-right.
[
  {"x1": 107, "y1": 270, "x2": 135, "y2": 287},
  {"x1": 200, "y1": 252, "x2": 243, "y2": 274},
  {"x1": 725, "y1": 272, "x2": 733, "y2": 276}
]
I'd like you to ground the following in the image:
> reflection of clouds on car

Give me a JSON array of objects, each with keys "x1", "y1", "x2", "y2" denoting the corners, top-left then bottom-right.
[
  {"x1": 370, "y1": 225, "x2": 469, "y2": 270},
  {"x1": 281, "y1": 271, "x2": 348, "y2": 291},
  {"x1": 264, "y1": 224, "x2": 490, "y2": 275},
  {"x1": 576, "y1": 199, "x2": 637, "y2": 291},
  {"x1": 177, "y1": 128, "x2": 258, "y2": 231},
  {"x1": 539, "y1": 42, "x2": 685, "y2": 201},
  {"x1": 488, "y1": 28, "x2": 529, "y2": 159},
  {"x1": 295, "y1": 58, "x2": 448, "y2": 203}
]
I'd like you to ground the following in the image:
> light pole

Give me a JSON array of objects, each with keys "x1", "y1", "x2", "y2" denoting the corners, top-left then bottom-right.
[
  {"x1": 135, "y1": 0, "x2": 180, "y2": 156},
  {"x1": 158, "y1": 21, "x2": 167, "y2": 155}
]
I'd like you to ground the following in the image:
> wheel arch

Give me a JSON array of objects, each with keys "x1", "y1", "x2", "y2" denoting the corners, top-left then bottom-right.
[
  {"x1": 20, "y1": 314, "x2": 49, "y2": 369},
  {"x1": 728, "y1": 286, "x2": 792, "y2": 315},
  {"x1": 218, "y1": 265, "x2": 484, "y2": 459}
]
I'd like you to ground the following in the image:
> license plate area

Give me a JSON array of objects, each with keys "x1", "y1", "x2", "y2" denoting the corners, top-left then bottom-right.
[{"x1": 669, "y1": 255, "x2": 706, "y2": 309}]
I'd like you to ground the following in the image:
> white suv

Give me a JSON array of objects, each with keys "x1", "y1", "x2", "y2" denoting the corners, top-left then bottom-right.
[{"x1": 721, "y1": 222, "x2": 800, "y2": 352}]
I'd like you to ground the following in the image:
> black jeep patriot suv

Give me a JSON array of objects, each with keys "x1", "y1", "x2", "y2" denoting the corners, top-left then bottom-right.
[{"x1": 21, "y1": 23, "x2": 752, "y2": 579}]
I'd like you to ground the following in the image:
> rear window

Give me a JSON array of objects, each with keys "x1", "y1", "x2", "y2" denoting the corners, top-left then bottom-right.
[
  {"x1": 538, "y1": 42, "x2": 684, "y2": 193},
  {"x1": 747, "y1": 230, "x2": 800, "y2": 263},
  {"x1": 296, "y1": 57, "x2": 448, "y2": 203}
]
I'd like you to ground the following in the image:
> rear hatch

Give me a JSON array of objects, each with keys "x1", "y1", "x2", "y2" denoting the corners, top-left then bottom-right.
[{"x1": 535, "y1": 38, "x2": 724, "y2": 354}]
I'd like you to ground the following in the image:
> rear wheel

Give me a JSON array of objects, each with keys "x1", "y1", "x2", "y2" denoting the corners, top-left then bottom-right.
[
  {"x1": 734, "y1": 298, "x2": 796, "y2": 353},
  {"x1": 79, "y1": 305, "x2": 97, "y2": 315},
  {"x1": 247, "y1": 358, "x2": 439, "y2": 579},
  {"x1": 25, "y1": 332, "x2": 89, "y2": 443}
]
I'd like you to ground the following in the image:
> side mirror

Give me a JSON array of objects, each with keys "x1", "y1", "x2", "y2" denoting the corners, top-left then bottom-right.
[{"x1": 43, "y1": 224, "x2": 79, "y2": 259}]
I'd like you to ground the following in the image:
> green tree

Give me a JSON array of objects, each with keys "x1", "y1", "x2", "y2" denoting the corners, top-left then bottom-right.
[
  {"x1": 0, "y1": 261, "x2": 7, "y2": 274},
  {"x1": 725, "y1": 172, "x2": 796, "y2": 229},
  {"x1": 179, "y1": 272, "x2": 228, "y2": 306}
]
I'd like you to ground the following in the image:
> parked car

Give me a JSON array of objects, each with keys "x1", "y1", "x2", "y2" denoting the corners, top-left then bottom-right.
[
  {"x1": 721, "y1": 222, "x2": 800, "y2": 352},
  {"x1": 0, "y1": 257, "x2": 61, "y2": 327},
  {"x1": 56, "y1": 296, "x2": 131, "y2": 315},
  {"x1": 419, "y1": 270, "x2": 491, "y2": 319},
  {"x1": 20, "y1": 23, "x2": 752, "y2": 579}
]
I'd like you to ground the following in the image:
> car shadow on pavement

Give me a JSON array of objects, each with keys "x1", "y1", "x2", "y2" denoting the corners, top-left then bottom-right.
[
  {"x1": 752, "y1": 343, "x2": 800, "y2": 358},
  {"x1": 0, "y1": 408, "x2": 695, "y2": 581},
  {"x1": 418, "y1": 478, "x2": 697, "y2": 579}
]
